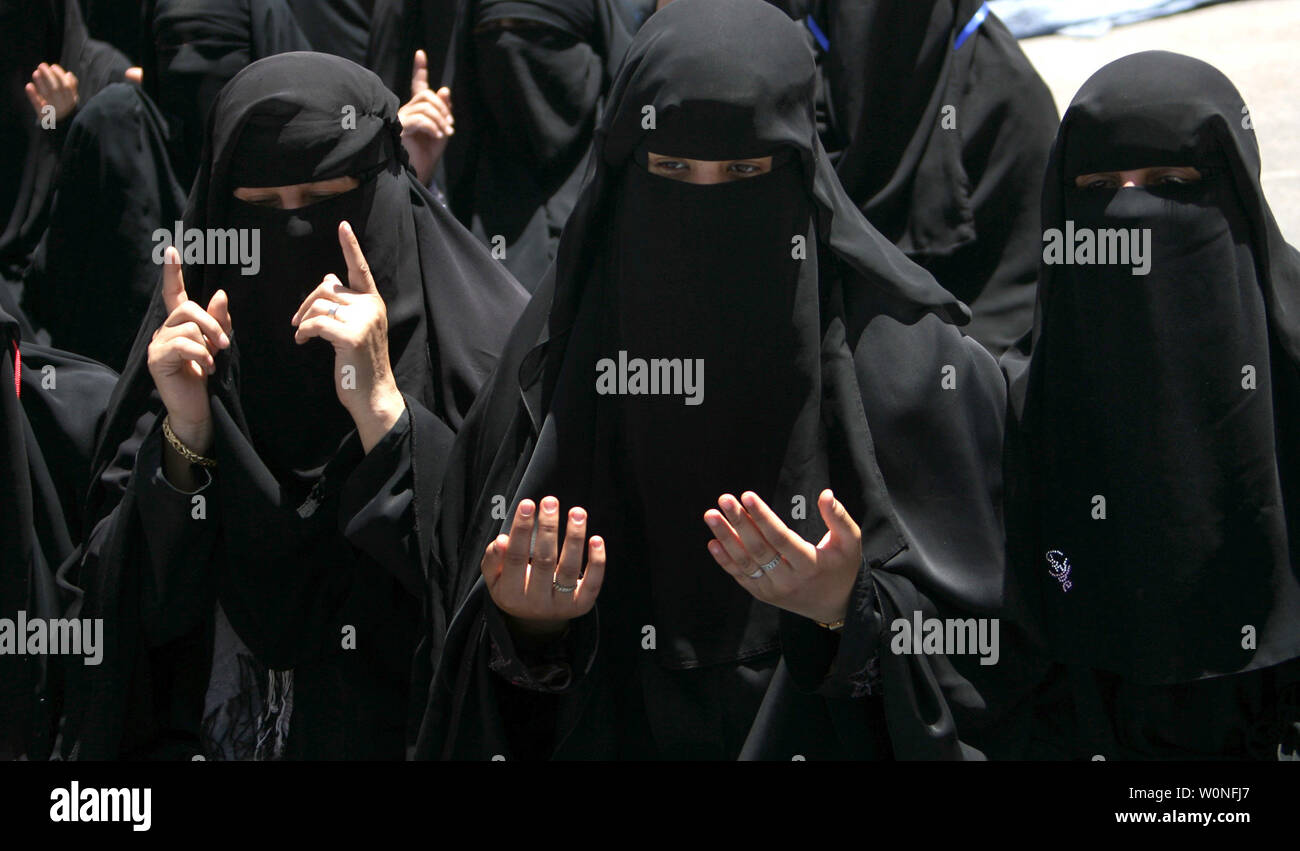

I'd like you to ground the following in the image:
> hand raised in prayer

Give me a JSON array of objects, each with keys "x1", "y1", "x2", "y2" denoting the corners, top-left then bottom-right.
[
  {"x1": 147, "y1": 246, "x2": 232, "y2": 458},
  {"x1": 705, "y1": 489, "x2": 862, "y2": 627},
  {"x1": 25, "y1": 62, "x2": 78, "y2": 123},
  {"x1": 398, "y1": 49, "x2": 454, "y2": 186},
  {"x1": 483, "y1": 497, "x2": 607, "y2": 641},
  {"x1": 292, "y1": 221, "x2": 405, "y2": 453}
]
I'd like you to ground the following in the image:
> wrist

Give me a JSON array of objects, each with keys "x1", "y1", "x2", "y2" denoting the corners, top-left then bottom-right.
[
  {"x1": 351, "y1": 386, "x2": 405, "y2": 453},
  {"x1": 166, "y1": 414, "x2": 214, "y2": 456},
  {"x1": 504, "y1": 613, "x2": 570, "y2": 642}
]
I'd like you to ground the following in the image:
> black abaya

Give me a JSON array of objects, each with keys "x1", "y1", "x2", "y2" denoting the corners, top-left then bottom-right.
[
  {"x1": 21, "y1": 82, "x2": 187, "y2": 371},
  {"x1": 0, "y1": 0, "x2": 129, "y2": 298},
  {"x1": 417, "y1": 0, "x2": 1036, "y2": 761},
  {"x1": 1003, "y1": 51, "x2": 1300, "y2": 759},
  {"x1": 818, "y1": 0, "x2": 1058, "y2": 355},
  {"x1": 57, "y1": 53, "x2": 528, "y2": 760},
  {"x1": 1, "y1": 303, "x2": 117, "y2": 760}
]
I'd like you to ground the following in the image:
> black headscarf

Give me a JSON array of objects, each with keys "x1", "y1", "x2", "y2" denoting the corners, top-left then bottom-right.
[
  {"x1": 1006, "y1": 52, "x2": 1300, "y2": 685},
  {"x1": 140, "y1": 0, "x2": 311, "y2": 188},
  {"x1": 22, "y1": 82, "x2": 187, "y2": 371},
  {"x1": 57, "y1": 52, "x2": 528, "y2": 759},
  {"x1": 0, "y1": 0, "x2": 129, "y2": 283},
  {"x1": 419, "y1": 0, "x2": 1032, "y2": 760},
  {"x1": 440, "y1": 0, "x2": 632, "y2": 290},
  {"x1": 820, "y1": 0, "x2": 1058, "y2": 354}
]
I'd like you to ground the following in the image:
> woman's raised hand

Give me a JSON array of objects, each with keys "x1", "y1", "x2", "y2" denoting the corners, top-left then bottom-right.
[
  {"x1": 147, "y1": 246, "x2": 231, "y2": 456},
  {"x1": 398, "y1": 49, "x2": 454, "y2": 186},
  {"x1": 704, "y1": 489, "x2": 862, "y2": 627},
  {"x1": 292, "y1": 221, "x2": 405, "y2": 453},
  {"x1": 482, "y1": 497, "x2": 606, "y2": 640},
  {"x1": 25, "y1": 62, "x2": 78, "y2": 123}
]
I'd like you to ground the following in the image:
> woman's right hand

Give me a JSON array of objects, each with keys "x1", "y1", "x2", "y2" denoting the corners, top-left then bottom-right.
[
  {"x1": 147, "y1": 246, "x2": 232, "y2": 456},
  {"x1": 482, "y1": 496, "x2": 606, "y2": 641}
]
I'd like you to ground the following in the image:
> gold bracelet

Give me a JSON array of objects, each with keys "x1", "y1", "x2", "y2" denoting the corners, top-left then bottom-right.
[
  {"x1": 816, "y1": 618, "x2": 846, "y2": 631},
  {"x1": 162, "y1": 416, "x2": 217, "y2": 468}
]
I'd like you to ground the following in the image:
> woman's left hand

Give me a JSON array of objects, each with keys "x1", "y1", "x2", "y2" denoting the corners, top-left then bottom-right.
[
  {"x1": 25, "y1": 62, "x2": 78, "y2": 123},
  {"x1": 704, "y1": 489, "x2": 862, "y2": 627},
  {"x1": 292, "y1": 221, "x2": 405, "y2": 453}
]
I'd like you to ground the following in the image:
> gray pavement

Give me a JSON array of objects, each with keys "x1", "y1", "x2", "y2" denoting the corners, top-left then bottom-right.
[{"x1": 1018, "y1": 0, "x2": 1300, "y2": 239}]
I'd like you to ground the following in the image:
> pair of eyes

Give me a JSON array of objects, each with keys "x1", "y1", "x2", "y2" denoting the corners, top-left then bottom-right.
[
  {"x1": 647, "y1": 154, "x2": 772, "y2": 182},
  {"x1": 1072, "y1": 167, "x2": 1203, "y2": 190},
  {"x1": 232, "y1": 177, "x2": 360, "y2": 209},
  {"x1": 237, "y1": 191, "x2": 343, "y2": 208}
]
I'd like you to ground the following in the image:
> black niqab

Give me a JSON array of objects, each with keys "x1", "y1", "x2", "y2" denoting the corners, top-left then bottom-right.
[
  {"x1": 1009, "y1": 51, "x2": 1300, "y2": 685},
  {"x1": 441, "y1": 0, "x2": 631, "y2": 289}
]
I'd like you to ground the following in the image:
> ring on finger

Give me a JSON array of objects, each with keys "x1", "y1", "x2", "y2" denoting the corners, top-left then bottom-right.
[
  {"x1": 746, "y1": 568, "x2": 765, "y2": 580},
  {"x1": 756, "y1": 555, "x2": 782, "y2": 574},
  {"x1": 553, "y1": 579, "x2": 577, "y2": 593}
]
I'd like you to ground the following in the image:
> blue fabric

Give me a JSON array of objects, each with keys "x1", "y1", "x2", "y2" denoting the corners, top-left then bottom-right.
[
  {"x1": 954, "y1": 2, "x2": 989, "y2": 49},
  {"x1": 988, "y1": 0, "x2": 1234, "y2": 38},
  {"x1": 804, "y1": 13, "x2": 829, "y2": 51}
]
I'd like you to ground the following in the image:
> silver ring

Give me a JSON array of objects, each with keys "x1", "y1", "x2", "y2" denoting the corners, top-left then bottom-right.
[
  {"x1": 756, "y1": 556, "x2": 781, "y2": 573},
  {"x1": 553, "y1": 579, "x2": 577, "y2": 593},
  {"x1": 746, "y1": 568, "x2": 765, "y2": 580},
  {"x1": 327, "y1": 302, "x2": 340, "y2": 318}
]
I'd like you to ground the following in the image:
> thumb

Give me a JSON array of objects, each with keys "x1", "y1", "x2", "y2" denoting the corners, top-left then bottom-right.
[
  {"x1": 817, "y1": 489, "x2": 859, "y2": 549},
  {"x1": 207, "y1": 289, "x2": 232, "y2": 338},
  {"x1": 163, "y1": 246, "x2": 188, "y2": 313},
  {"x1": 436, "y1": 86, "x2": 452, "y2": 109},
  {"x1": 411, "y1": 49, "x2": 429, "y2": 96}
]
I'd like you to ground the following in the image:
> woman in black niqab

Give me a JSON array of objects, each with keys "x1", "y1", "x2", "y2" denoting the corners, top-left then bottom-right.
[
  {"x1": 418, "y1": 0, "x2": 1037, "y2": 760},
  {"x1": 1004, "y1": 51, "x2": 1300, "y2": 759},
  {"x1": 440, "y1": 0, "x2": 632, "y2": 290},
  {"x1": 1, "y1": 0, "x2": 129, "y2": 307},
  {"x1": 57, "y1": 52, "x2": 528, "y2": 760}
]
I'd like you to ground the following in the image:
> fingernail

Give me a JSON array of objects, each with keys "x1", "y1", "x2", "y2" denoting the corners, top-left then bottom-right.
[
  {"x1": 705, "y1": 514, "x2": 719, "y2": 527},
  {"x1": 707, "y1": 541, "x2": 720, "y2": 555},
  {"x1": 541, "y1": 496, "x2": 557, "y2": 514},
  {"x1": 519, "y1": 501, "x2": 534, "y2": 518},
  {"x1": 571, "y1": 507, "x2": 586, "y2": 523},
  {"x1": 219, "y1": 332, "x2": 230, "y2": 346},
  {"x1": 741, "y1": 492, "x2": 756, "y2": 509}
]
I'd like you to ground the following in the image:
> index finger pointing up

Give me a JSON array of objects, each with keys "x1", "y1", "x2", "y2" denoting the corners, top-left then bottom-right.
[
  {"x1": 411, "y1": 49, "x2": 429, "y2": 96},
  {"x1": 163, "y1": 246, "x2": 188, "y2": 313},
  {"x1": 338, "y1": 221, "x2": 376, "y2": 293}
]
